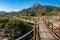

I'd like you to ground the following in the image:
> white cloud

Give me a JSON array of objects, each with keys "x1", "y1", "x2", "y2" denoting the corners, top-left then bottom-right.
[{"x1": 0, "y1": 5, "x2": 21, "y2": 12}]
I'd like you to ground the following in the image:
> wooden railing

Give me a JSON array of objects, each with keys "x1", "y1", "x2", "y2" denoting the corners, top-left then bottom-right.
[
  {"x1": 44, "y1": 16, "x2": 60, "y2": 39},
  {"x1": 13, "y1": 16, "x2": 39, "y2": 40}
]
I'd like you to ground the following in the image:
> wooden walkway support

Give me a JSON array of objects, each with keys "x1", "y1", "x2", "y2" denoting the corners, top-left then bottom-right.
[
  {"x1": 33, "y1": 18, "x2": 39, "y2": 40},
  {"x1": 59, "y1": 16, "x2": 60, "y2": 39},
  {"x1": 59, "y1": 24, "x2": 60, "y2": 39}
]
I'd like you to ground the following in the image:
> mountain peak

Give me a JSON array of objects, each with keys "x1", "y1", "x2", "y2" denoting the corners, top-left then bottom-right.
[{"x1": 33, "y1": 3, "x2": 41, "y2": 7}]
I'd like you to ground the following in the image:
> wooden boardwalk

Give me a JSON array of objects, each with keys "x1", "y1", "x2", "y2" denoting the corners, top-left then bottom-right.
[
  {"x1": 14, "y1": 16, "x2": 59, "y2": 40},
  {"x1": 39, "y1": 21, "x2": 58, "y2": 40}
]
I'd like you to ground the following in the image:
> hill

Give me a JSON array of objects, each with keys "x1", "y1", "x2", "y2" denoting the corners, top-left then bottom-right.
[
  {"x1": 0, "y1": 3, "x2": 60, "y2": 16},
  {"x1": 19, "y1": 3, "x2": 60, "y2": 16}
]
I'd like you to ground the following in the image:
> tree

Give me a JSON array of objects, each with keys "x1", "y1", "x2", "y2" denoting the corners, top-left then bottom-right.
[
  {"x1": 25, "y1": 10, "x2": 30, "y2": 16},
  {"x1": 41, "y1": 12, "x2": 46, "y2": 16},
  {"x1": 0, "y1": 23, "x2": 5, "y2": 29}
]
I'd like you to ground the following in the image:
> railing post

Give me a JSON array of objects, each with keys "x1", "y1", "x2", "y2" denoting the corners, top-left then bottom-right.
[
  {"x1": 59, "y1": 16, "x2": 60, "y2": 39},
  {"x1": 33, "y1": 26, "x2": 36, "y2": 40},
  {"x1": 33, "y1": 18, "x2": 39, "y2": 40},
  {"x1": 59, "y1": 25, "x2": 60, "y2": 39},
  {"x1": 33, "y1": 19, "x2": 36, "y2": 40},
  {"x1": 52, "y1": 21, "x2": 53, "y2": 30}
]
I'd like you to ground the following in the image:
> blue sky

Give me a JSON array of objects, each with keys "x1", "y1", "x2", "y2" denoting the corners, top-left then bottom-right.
[{"x1": 0, "y1": 0, "x2": 60, "y2": 12}]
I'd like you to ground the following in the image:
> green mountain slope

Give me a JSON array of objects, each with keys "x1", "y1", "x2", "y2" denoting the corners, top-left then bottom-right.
[
  {"x1": 0, "y1": 3, "x2": 60, "y2": 16},
  {"x1": 19, "y1": 3, "x2": 60, "y2": 16}
]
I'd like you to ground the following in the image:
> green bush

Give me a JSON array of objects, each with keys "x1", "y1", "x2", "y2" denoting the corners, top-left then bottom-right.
[
  {"x1": 0, "y1": 23, "x2": 5, "y2": 29},
  {"x1": 7, "y1": 19, "x2": 33, "y2": 39},
  {"x1": 0, "y1": 19, "x2": 8, "y2": 23},
  {"x1": 0, "y1": 18, "x2": 8, "y2": 29},
  {"x1": 8, "y1": 19, "x2": 17, "y2": 30}
]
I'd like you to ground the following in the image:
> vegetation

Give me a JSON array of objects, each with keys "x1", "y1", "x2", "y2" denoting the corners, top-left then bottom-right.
[
  {"x1": 0, "y1": 18, "x2": 8, "y2": 23},
  {"x1": 0, "y1": 18, "x2": 8, "y2": 29},
  {"x1": 0, "y1": 3, "x2": 60, "y2": 16},
  {"x1": 0, "y1": 23, "x2": 5, "y2": 29},
  {"x1": 0, "y1": 18, "x2": 33, "y2": 40},
  {"x1": 16, "y1": 3, "x2": 60, "y2": 16}
]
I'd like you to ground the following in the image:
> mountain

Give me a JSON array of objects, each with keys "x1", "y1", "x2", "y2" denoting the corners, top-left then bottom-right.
[
  {"x1": 0, "y1": 11, "x2": 18, "y2": 15},
  {"x1": 19, "y1": 3, "x2": 60, "y2": 16},
  {"x1": 0, "y1": 11, "x2": 8, "y2": 14},
  {"x1": 0, "y1": 3, "x2": 60, "y2": 16}
]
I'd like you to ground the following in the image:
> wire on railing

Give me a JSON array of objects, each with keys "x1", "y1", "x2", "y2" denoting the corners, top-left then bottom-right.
[{"x1": 16, "y1": 28, "x2": 34, "y2": 40}]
